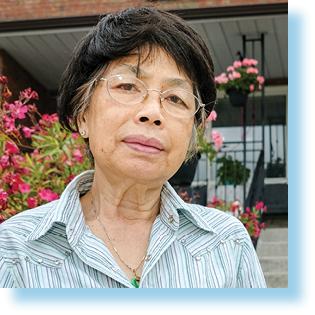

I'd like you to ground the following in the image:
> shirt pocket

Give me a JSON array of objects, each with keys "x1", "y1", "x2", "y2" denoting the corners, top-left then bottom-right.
[{"x1": 1, "y1": 248, "x2": 70, "y2": 288}]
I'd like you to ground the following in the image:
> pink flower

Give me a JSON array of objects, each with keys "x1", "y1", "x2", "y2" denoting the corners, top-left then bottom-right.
[
  {"x1": 257, "y1": 76, "x2": 265, "y2": 84},
  {"x1": 5, "y1": 141, "x2": 19, "y2": 154},
  {"x1": 228, "y1": 71, "x2": 241, "y2": 81},
  {"x1": 241, "y1": 58, "x2": 251, "y2": 66},
  {"x1": 212, "y1": 196, "x2": 217, "y2": 202},
  {"x1": 30, "y1": 91, "x2": 39, "y2": 100},
  {"x1": 0, "y1": 155, "x2": 10, "y2": 171},
  {"x1": 214, "y1": 74, "x2": 229, "y2": 84},
  {"x1": 250, "y1": 213, "x2": 257, "y2": 219},
  {"x1": 228, "y1": 73, "x2": 235, "y2": 81},
  {"x1": 245, "y1": 224, "x2": 249, "y2": 229},
  {"x1": 72, "y1": 133, "x2": 79, "y2": 140},
  {"x1": 249, "y1": 84, "x2": 255, "y2": 91},
  {"x1": 227, "y1": 66, "x2": 234, "y2": 72},
  {"x1": 207, "y1": 110, "x2": 217, "y2": 121},
  {"x1": 20, "y1": 183, "x2": 31, "y2": 194},
  {"x1": 7, "y1": 173, "x2": 24, "y2": 194},
  {"x1": 255, "y1": 201, "x2": 264, "y2": 210},
  {"x1": 4, "y1": 102, "x2": 15, "y2": 111},
  {"x1": 260, "y1": 222, "x2": 266, "y2": 229},
  {"x1": 249, "y1": 59, "x2": 258, "y2": 66},
  {"x1": 0, "y1": 189, "x2": 8, "y2": 209},
  {"x1": 3, "y1": 115, "x2": 15, "y2": 133},
  {"x1": 22, "y1": 126, "x2": 32, "y2": 138},
  {"x1": 233, "y1": 61, "x2": 242, "y2": 68},
  {"x1": 211, "y1": 130, "x2": 224, "y2": 148},
  {"x1": 38, "y1": 188, "x2": 59, "y2": 202},
  {"x1": 263, "y1": 205, "x2": 267, "y2": 213},
  {"x1": 73, "y1": 149, "x2": 83, "y2": 163},
  {"x1": 45, "y1": 156, "x2": 54, "y2": 162},
  {"x1": 246, "y1": 207, "x2": 250, "y2": 212},
  {"x1": 246, "y1": 67, "x2": 259, "y2": 74},
  {"x1": 16, "y1": 105, "x2": 28, "y2": 119},
  {"x1": 27, "y1": 197, "x2": 37, "y2": 209},
  {"x1": 39, "y1": 113, "x2": 59, "y2": 127}
]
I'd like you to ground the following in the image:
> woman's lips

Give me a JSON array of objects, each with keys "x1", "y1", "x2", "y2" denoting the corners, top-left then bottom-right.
[{"x1": 123, "y1": 135, "x2": 164, "y2": 154}]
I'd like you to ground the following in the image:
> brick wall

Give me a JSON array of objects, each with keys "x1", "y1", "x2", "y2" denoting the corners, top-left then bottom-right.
[{"x1": 0, "y1": 0, "x2": 288, "y2": 21}]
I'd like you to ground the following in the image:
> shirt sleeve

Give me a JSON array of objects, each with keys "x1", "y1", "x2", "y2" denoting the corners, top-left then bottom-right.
[
  {"x1": 0, "y1": 253, "x2": 16, "y2": 288},
  {"x1": 236, "y1": 233, "x2": 267, "y2": 288}
]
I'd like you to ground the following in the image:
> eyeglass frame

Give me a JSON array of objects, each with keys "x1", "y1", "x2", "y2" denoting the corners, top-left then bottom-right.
[{"x1": 98, "y1": 74, "x2": 207, "y2": 119}]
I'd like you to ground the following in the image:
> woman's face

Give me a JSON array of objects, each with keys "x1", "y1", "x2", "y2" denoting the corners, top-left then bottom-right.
[{"x1": 78, "y1": 48, "x2": 195, "y2": 185}]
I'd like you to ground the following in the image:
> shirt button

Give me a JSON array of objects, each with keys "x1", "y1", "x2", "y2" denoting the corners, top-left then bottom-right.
[
  {"x1": 145, "y1": 254, "x2": 152, "y2": 261},
  {"x1": 65, "y1": 251, "x2": 71, "y2": 256},
  {"x1": 168, "y1": 215, "x2": 174, "y2": 223},
  {"x1": 24, "y1": 256, "x2": 30, "y2": 262},
  {"x1": 235, "y1": 239, "x2": 240, "y2": 243},
  {"x1": 111, "y1": 266, "x2": 118, "y2": 273},
  {"x1": 37, "y1": 259, "x2": 43, "y2": 263},
  {"x1": 55, "y1": 260, "x2": 61, "y2": 265},
  {"x1": 180, "y1": 239, "x2": 186, "y2": 245},
  {"x1": 206, "y1": 246, "x2": 211, "y2": 252},
  {"x1": 220, "y1": 239, "x2": 225, "y2": 244},
  {"x1": 195, "y1": 256, "x2": 201, "y2": 261},
  {"x1": 12, "y1": 259, "x2": 18, "y2": 264}
]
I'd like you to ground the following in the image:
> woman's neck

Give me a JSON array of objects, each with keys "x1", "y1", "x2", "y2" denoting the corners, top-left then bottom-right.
[{"x1": 82, "y1": 168, "x2": 163, "y2": 224}]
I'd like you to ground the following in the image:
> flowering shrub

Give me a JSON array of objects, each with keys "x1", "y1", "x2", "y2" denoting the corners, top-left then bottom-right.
[
  {"x1": 0, "y1": 77, "x2": 92, "y2": 223},
  {"x1": 215, "y1": 58, "x2": 265, "y2": 95},
  {"x1": 207, "y1": 197, "x2": 267, "y2": 240},
  {"x1": 197, "y1": 110, "x2": 224, "y2": 166},
  {"x1": 177, "y1": 189, "x2": 200, "y2": 204}
]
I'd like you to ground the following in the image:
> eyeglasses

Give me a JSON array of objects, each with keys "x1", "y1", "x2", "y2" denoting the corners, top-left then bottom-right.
[{"x1": 99, "y1": 74, "x2": 205, "y2": 119}]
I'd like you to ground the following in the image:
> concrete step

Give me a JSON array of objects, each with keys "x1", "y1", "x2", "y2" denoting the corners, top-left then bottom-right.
[
  {"x1": 263, "y1": 272, "x2": 288, "y2": 288},
  {"x1": 256, "y1": 241, "x2": 288, "y2": 256},
  {"x1": 258, "y1": 227, "x2": 288, "y2": 242},
  {"x1": 259, "y1": 256, "x2": 288, "y2": 273}
]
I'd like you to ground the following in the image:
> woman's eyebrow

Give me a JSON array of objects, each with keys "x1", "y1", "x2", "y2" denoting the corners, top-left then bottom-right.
[
  {"x1": 114, "y1": 64, "x2": 148, "y2": 77},
  {"x1": 164, "y1": 77, "x2": 192, "y2": 90}
]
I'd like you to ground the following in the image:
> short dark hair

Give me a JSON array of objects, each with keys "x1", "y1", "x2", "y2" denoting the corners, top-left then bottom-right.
[{"x1": 57, "y1": 6, "x2": 217, "y2": 164}]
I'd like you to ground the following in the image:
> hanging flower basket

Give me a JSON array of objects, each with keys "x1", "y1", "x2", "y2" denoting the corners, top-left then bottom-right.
[
  {"x1": 227, "y1": 89, "x2": 249, "y2": 107},
  {"x1": 214, "y1": 58, "x2": 265, "y2": 107}
]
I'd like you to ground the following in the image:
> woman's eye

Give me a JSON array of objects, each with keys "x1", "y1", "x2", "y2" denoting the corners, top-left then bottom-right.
[
  {"x1": 168, "y1": 95, "x2": 187, "y2": 106},
  {"x1": 117, "y1": 83, "x2": 136, "y2": 91}
]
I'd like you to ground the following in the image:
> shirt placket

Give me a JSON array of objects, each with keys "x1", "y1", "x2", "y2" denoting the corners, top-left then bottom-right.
[{"x1": 73, "y1": 228, "x2": 134, "y2": 288}]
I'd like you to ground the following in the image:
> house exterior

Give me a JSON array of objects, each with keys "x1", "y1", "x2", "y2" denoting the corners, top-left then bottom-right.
[{"x1": 0, "y1": 0, "x2": 288, "y2": 213}]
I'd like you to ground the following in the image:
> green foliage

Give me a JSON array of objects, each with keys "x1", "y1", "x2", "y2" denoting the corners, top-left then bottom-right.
[{"x1": 216, "y1": 155, "x2": 250, "y2": 186}]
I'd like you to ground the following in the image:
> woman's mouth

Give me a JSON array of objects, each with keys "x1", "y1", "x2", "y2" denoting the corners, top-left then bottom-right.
[{"x1": 122, "y1": 135, "x2": 164, "y2": 154}]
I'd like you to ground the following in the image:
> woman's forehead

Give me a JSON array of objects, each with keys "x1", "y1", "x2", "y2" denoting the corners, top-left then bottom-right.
[{"x1": 103, "y1": 48, "x2": 193, "y2": 89}]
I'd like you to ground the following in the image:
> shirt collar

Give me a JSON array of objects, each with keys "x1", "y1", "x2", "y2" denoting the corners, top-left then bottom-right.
[
  {"x1": 26, "y1": 171, "x2": 94, "y2": 245},
  {"x1": 27, "y1": 170, "x2": 216, "y2": 243},
  {"x1": 160, "y1": 181, "x2": 217, "y2": 234}
]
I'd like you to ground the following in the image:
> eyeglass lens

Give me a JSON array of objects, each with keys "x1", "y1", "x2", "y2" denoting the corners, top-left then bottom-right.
[{"x1": 106, "y1": 75, "x2": 199, "y2": 118}]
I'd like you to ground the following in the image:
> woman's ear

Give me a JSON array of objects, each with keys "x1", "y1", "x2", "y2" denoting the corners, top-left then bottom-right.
[{"x1": 77, "y1": 112, "x2": 89, "y2": 138}]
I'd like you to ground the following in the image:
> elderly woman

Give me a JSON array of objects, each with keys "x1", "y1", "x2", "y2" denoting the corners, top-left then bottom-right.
[{"x1": 0, "y1": 6, "x2": 266, "y2": 288}]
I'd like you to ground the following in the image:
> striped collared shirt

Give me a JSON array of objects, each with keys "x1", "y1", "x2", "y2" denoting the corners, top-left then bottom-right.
[{"x1": 0, "y1": 171, "x2": 266, "y2": 288}]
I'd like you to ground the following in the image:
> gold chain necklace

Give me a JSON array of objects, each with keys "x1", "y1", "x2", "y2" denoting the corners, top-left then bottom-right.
[{"x1": 89, "y1": 191, "x2": 147, "y2": 288}]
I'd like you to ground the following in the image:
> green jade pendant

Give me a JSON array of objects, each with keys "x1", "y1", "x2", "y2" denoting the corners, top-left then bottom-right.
[{"x1": 131, "y1": 271, "x2": 140, "y2": 288}]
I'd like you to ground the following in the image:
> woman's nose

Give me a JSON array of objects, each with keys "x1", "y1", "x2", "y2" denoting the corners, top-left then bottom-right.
[{"x1": 136, "y1": 90, "x2": 164, "y2": 126}]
